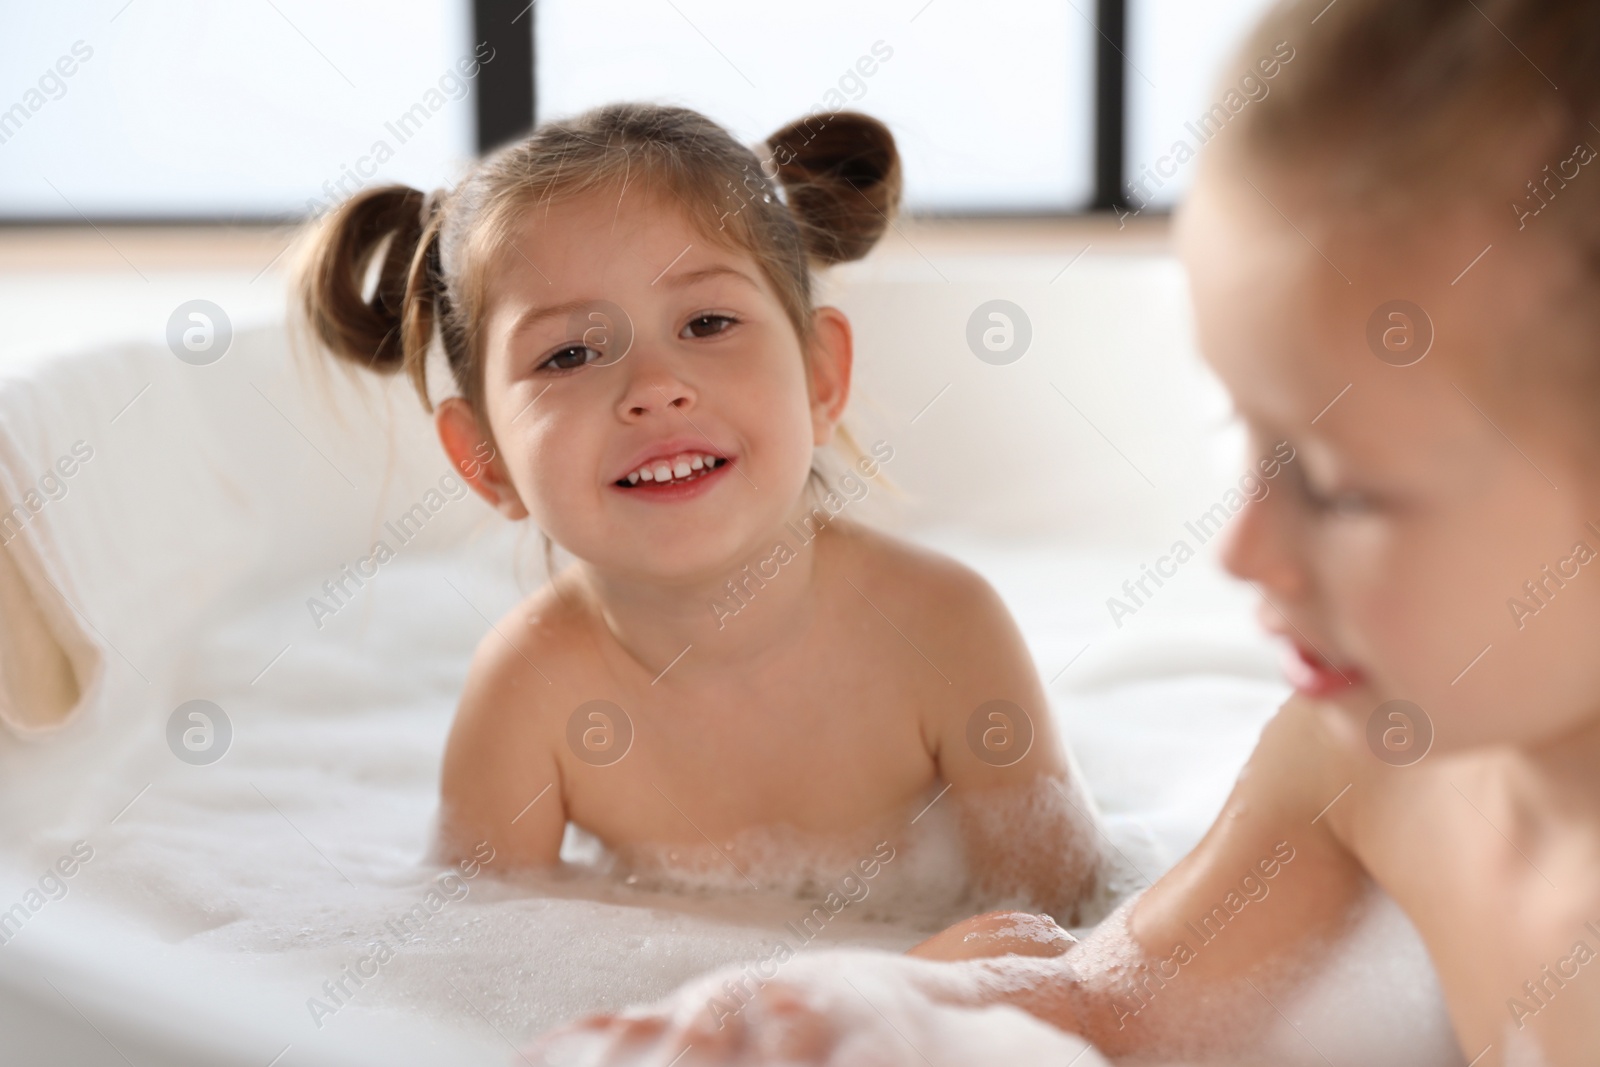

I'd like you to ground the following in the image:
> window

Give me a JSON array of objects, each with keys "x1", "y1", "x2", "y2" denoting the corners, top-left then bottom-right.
[{"x1": 0, "y1": 0, "x2": 1284, "y2": 221}]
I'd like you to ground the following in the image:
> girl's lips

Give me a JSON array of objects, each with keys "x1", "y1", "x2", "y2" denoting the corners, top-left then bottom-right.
[
  {"x1": 1280, "y1": 640, "x2": 1366, "y2": 697},
  {"x1": 609, "y1": 457, "x2": 732, "y2": 502}
]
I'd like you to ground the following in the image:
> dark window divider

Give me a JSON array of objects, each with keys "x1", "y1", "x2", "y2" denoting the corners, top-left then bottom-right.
[
  {"x1": 1091, "y1": 0, "x2": 1129, "y2": 212},
  {"x1": 473, "y1": 0, "x2": 537, "y2": 154}
]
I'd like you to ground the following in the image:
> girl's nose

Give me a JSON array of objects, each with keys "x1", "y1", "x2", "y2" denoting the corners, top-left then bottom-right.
[
  {"x1": 1218, "y1": 489, "x2": 1307, "y2": 601},
  {"x1": 616, "y1": 354, "x2": 696, "y2": 421}
]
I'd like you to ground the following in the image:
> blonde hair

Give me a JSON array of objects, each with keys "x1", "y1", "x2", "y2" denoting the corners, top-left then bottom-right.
[
  {"x1": 1233, "y1": 0, "x2": 1600, "y2": 214},
  {"x1": 1225, "y1": 0, "x2": 1600, "y2": 419}
]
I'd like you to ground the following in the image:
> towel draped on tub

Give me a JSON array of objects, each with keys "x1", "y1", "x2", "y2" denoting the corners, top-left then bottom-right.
[{"x1": 0, "y1": 325, "x2": 487, "y2": 741}]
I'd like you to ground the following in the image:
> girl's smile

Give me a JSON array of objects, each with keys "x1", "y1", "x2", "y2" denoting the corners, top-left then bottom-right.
[{"x1": 610, "y1": 446, "x2": 734, "y2": 501}]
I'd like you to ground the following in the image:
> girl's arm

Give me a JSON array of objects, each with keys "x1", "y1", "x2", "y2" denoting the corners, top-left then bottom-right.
[
  {"x1": 433, "y1": 627, "x2": 567, "y2": 869},
  {"x1": 916, "y1": 696, "x2": 1370, "y2": 1055},
  {"x1": 922, "y1": 564, "x2": 1106, "y2": 922}
]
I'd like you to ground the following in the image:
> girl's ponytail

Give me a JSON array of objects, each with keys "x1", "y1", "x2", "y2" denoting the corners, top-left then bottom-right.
[
  {"x1": 766, "y1": 111, "x2": 902, "y2": 267},
  {"x1": 298, "y1": 184, "x2": 444, "y2": 406}
]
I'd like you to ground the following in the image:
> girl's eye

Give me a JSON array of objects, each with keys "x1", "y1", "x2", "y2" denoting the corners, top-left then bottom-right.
[
  {"x1": 538, "y1": 344, "x2": 602, "y2": 373},
  {"x1": 681, "y1": 313, "x2": 736, "y2": 339},
  {"x1": 1302, "y1": 482, "x2": 1373, "y2": 517},
  {"x1": 1288, "y1": 463, "x2": 1375, "y2": 517}
]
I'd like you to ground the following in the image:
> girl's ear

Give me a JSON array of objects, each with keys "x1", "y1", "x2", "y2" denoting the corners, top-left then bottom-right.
[
  {"x1": 435, "y1": 398, "x2": 529, "y2": 520},
  {"x1": 807, "y1": 306, "x2": 854, "y2": 445}
]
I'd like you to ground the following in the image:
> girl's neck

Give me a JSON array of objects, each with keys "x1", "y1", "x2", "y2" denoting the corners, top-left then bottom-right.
[{"x1": 570, "y1": 499, "x2": 843, "y2": 682}]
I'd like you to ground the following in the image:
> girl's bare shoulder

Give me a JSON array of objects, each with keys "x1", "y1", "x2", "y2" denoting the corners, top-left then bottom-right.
[
  {"x1": 818, "y1": 522, "x2": 1045, "y2": 722},
  {"x1": 1349, "y1": 734, "x2": 1600, "y2": 916},
  {"x1": 453, "y1": 579, "x2": 599, "y2": 736},
  {"x1": 1337, "y1": 734, "x2": 1600, "y2": 1057},
  {"x1": 822, "y1": 520, "x2": 1008, "y2": 618}
]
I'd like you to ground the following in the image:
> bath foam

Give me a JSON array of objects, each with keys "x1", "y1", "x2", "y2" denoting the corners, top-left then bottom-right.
[
  {"x1": 942, "y1": 771, "x2": 1134, "y2": 928},
  {"x1": 566, "y1": 804, "x2": 961, "y2": 932},
  {"x1": 1245, "y1": 884, "x2": 1460, "y2": 1067},
  {"x1": 1044, "y1": 882, "x2": 1460, "y2": 1066},
  {"x1": 0, "y1": 530, "x2": 1459, "y2": 1062},
  {"x1": 530, "y1": 947, "x2": 1113, "y2": 1067},
  {"x1": 534, "y1": 884, "x2": 1460, "y2": 1067},
  {"x1": 581, "y1": 802, "x2": 966, "y2": 923},
  {"x1": 985, "y1": 911, "x2": 1078, "y2": 952},
  {"x1": 591, "y1": 774, "x2": 1126, "y2": 933}
]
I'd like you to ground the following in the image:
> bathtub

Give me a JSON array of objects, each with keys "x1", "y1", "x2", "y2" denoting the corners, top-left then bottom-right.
[{"x1": 0, "y1": 254, "x2": 1462, "y2": 1065}]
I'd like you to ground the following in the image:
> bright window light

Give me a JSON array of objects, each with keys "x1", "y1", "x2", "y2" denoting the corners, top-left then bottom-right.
[
  {"x1": 535, "y1": 0, "x2": 1096, "y2": 213},
  {"x1": 1124, "y1": 0, "x2": 1281, "y2": 212},
  {"x1": 0, "y1": 1, "x2": 475, "y2": 219}
]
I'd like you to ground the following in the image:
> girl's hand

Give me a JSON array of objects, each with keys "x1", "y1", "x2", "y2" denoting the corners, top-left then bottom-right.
[
  {"x1": 526, "y1": 980, "x2": 835, "y2": 1067},
  {"x1": 525, "y1": 949, "x2": 1107, "y2": 1066}
]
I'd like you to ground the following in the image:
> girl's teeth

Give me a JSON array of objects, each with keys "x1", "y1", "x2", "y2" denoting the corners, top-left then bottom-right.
[{"x1": 620, "y1": 453, "x2": 723, "y2": 486}]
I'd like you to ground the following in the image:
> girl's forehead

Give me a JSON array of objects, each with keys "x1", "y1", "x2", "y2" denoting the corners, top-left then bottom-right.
[
  {"x1": 1177, "y1": 174, "x2": 1517, "y2": 475},
  {"x1": 506, "y1": 187, "x2": 700, "y2": 254},
  {"x1": 488, "y1": 186, "x2": 766, "y2": 288}
]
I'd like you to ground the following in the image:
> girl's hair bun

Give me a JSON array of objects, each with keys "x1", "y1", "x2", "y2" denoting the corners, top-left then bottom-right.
[
  {"x1": 299, "y1": 183, "x2": 432, "y2": 375},
  {"x1": 767, "y1": 111, "x2": 902, "y2": 266}
]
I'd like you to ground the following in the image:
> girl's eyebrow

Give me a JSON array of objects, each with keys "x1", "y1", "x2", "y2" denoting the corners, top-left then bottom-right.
[
  {"x1": 506, "y1": 297, "x2": 601, "y2": 342},
  {"x1": 663, "y1": 264, "x2": 759, "y2": 290}
]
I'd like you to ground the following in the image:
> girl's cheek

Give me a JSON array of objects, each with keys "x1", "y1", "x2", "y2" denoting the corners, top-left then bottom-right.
[
  {"x1": 1324, "y1": 538, "x2": 1404, "y2": 655},
  {"x1": 1364, "y1": 556, "x2": 1461, "y2": 689},
  {"x1": 505, "y1": 422, "x2": 571, "y2": 508}
]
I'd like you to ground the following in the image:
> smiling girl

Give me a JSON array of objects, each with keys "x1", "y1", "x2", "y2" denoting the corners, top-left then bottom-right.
[{"x1": 295, "y1": 104, "x2": 1106, "y2": 920}]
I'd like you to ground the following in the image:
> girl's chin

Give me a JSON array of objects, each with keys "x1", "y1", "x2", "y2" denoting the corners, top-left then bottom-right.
[{"x1": 582, "y1": 538, "x2": 779, "y2": 588}]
